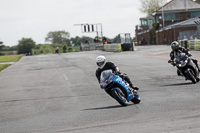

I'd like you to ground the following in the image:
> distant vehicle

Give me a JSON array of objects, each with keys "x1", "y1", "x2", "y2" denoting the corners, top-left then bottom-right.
[
  {"x1": 100, "y1": 70, "x2": 141, "y2": 106},
  {"x1": 118, "y1": 33, "x2": 133, "y2": 51}
]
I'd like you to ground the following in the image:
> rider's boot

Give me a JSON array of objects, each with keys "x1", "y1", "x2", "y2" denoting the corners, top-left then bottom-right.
[
  {"x1": 130, "y1": 84, "x2": 139, "y2": 91},
  {"x1": 197, "y1": 66, "x2": 200, "y2": 72},
  {"x1": 193, "y1": 59, "x2": 200, "y2": 72},
  {"x1": 122, "y1": 74, "x2": 139, "y2": 91},
  {"x1": 196, "y1": 63, "x2": 200, "y2": 72}
]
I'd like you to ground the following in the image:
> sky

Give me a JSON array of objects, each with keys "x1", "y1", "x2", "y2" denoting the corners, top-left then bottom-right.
[{"x1": 0, "y1": 0, "x2": 167, "y2": 46}]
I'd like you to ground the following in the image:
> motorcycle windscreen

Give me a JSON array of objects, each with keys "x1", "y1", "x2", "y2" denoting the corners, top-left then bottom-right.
[
  {"x1": 175, "y1": 53, "x2": 187, "y2": 63},
  {"x1": 100, "y1": 70, "x2": 114, "y2": 87}
]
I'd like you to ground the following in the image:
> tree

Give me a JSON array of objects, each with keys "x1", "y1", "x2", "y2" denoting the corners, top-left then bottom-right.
[
  {"x1": 45, "y1": 31, "x2": 70, "y2": 44},
  {"x1": 17, "y1": 38, "x2": 36, "y2": 55},
  {"x1": 0, "y1": 41, "x2": 3, "y2": 51},
  {"x1": 0, "y1": 44, "x2": 4, "y2": 55},
  {"x1": 111, "y1": 35, "x2": 120, "y2": 43},
  {"x1": 63, "y1": 44, "x2": 67, "y2": 53},
  {"x1": 139, "y1": 0, "x2": 167, "y2": 17},
  {"x1": 70, "y1": 36, "x2": 82, "y2": 46}
]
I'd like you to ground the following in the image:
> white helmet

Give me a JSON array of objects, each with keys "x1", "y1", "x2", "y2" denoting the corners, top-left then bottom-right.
[{"x1": 96, "y1": 55, "x2": 106, "y2": 69}]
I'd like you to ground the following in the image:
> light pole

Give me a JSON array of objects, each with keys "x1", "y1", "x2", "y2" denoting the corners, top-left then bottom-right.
[{"x1": 162, "y1": 6, "x2": 165, "y2": 27}]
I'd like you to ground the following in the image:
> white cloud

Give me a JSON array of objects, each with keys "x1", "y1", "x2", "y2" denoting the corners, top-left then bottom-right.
[{"x1": 0, "y1": 0, "x2": 148, "y2": 46}]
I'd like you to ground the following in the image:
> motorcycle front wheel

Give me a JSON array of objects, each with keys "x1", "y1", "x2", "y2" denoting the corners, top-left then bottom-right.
[
  {"x1": 111, "y1": 89, "x2": 128, "y2": 106},
  {"x1": 185, "y1": 68, "x2": 196, "y2": 83}
]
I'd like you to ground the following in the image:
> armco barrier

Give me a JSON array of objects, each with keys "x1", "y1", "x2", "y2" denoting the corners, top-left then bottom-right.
[
  {"x1": 95, "y1": 43, "x2": 104, "y2": 50},
  {"x1": 104, "y1": 43, "x2": 121, "y2": 52},
  {"x1": 81, "y1": 43, "x2": 104, "y2": 51},
  {"x1": 81, "y1": 43, "x2": 90, "y2": 51},
  {"x1": 81, "y1": 42, "x2": 134, "y2": 52},
  {"x1": 179, "y1": 40, "x2": 200, "y2": 50}
]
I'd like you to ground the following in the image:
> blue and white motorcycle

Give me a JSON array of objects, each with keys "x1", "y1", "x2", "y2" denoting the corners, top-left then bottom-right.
[{"x1": 100, "y1": 70, "x2": 141, "y2": 106}]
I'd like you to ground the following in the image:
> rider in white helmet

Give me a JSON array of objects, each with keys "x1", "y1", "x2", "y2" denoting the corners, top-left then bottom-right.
[
  {"x1": 95, "y1": 55, "x2": 139, "y2": 90},
  {"x1": 96, "y1": 55, "x2": 107, "y2": 69}
]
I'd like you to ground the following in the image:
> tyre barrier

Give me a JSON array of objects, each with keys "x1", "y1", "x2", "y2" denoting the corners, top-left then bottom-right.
[{"x1": 179, "y1": 40, "x2": 200, "y2": 50}]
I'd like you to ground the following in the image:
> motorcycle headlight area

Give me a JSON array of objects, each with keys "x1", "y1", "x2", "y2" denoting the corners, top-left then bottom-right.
[
  {"x1": 185, "y1": 60, "x2": 188, "y2": 63},
  {"x1": 178, "y1": 60, "x2": 187, "y2": 67}
]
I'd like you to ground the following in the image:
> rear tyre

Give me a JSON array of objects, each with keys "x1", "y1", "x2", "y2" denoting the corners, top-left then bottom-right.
[
  {"x1": 196, "y1": 77, "x2": 200, "y2": 82},
  {"x1": 111, "y1": 89, "x2": 128, "y2": 106}
]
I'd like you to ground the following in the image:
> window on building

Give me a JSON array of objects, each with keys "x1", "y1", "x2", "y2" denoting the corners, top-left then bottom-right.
[
  {"x1": 141, "y1": 20, "x2": 147, "y2": 25},
  {"x1": 148, "y1": 20, "x2": 153, "y2": 29},
  {"x1": 164, "y1": 13, "x2": 174, "y2": 21},
  {"x1": 191, "y1": 11, "x2": 200, "y2": 18},
  {"x1": 175, "y1": 13, "x2": 180, "y2": 20},
  {"x1": 187, "y1": 12, "x2": 191, "y2": 19},
  {"x1": 164, "y1": 13, "x2": 180, "y2": 21}
]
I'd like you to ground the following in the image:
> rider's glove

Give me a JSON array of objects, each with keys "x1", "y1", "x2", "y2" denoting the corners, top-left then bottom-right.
[
  {"x1": 171, "y1": 62, "x2": 175, "y2": 66},
  {"x1": 188, "y1": 53, "x2": 192, "y2": 57},
  {"x1": 115, "y1": 71, "x2": 121, "y2": 75},
  {"x1": 113, "y1": 70, "x2": 121, "y2": 75}
]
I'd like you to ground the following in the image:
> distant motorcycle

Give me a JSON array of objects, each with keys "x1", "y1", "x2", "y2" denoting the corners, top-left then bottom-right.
[
  {"x1": 100, "y1": 70, "x2": 141, "y2": 106},
  {"x1": 168, "y1": 53, "x2": 199, "y2": 83}
]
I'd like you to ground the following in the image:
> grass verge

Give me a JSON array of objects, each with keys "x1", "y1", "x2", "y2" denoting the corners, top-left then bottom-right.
[
  {"x1": 0, "y1": 55, "x2": 23, "y2": 62},
  {"x1": 0, "y1": 64, "x2": 11, "y2": 72}
]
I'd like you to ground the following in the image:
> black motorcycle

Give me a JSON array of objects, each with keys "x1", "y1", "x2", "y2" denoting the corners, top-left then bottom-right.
[{"x1": 168, "y1": 53, "x2": 199, "y2": 83}]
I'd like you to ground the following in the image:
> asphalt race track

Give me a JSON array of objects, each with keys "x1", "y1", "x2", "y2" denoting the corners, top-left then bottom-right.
[{"x1": 0, "y1": 45, "x2": 200, "y2": 133}]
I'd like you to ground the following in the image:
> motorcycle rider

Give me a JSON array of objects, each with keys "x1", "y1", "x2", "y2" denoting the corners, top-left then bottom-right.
[
  {"x1": 95, "y1": 55, "x2": 139, "y2": 90},
  {"x1": 169, "y1": 41, "x2": 200, "y2": 75}
]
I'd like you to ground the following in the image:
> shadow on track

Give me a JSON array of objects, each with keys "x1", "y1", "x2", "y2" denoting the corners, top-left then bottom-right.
[
  {"x1": 161, "y1": 82, "x2": 194, "y2": 87},
  {"x1": 83, "y1": 105, "x2": 127, "y2": 111}
]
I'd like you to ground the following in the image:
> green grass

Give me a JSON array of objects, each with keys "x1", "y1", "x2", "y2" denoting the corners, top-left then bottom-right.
[
  {"x1": 0, "y1": 64, "x2": 11, "y2": 72},
  {"x1": 0, "y1": 55, "x2": 23, "y2": 62},
  {"x1": 0, "y1": 50, "x2": 17, "y2": 55}
]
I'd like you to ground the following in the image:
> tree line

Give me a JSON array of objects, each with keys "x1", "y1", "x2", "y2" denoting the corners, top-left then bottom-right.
[{"x1": 0, "y1": 30, "x2": 121, "y2": 55}]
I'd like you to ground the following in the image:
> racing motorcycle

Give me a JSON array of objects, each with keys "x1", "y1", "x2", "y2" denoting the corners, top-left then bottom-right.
[
  {"x1": 100, "y1": 70, "x2": 141, "y2": 106},
  {"x1": 168, "y1": 53, "x2": 199, "y2": 83}
]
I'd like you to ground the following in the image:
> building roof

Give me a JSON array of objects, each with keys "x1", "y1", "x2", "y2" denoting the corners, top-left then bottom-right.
[
  {"x1": 154, "y1": 0, "x2": 200, "y2": 14},
  {"x1": 157, "y1": 16, "x2": 200, "y2": 32}
]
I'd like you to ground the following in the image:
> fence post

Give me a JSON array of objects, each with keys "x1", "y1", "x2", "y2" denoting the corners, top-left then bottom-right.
[
  {"x1": 132, "y1": 42, "x2": 135, "y2": 51},
  {"x1": 194, "y1": 40, "x2": 199, "y2": 50},
  {"x1": 188, "y1": 40, "x2": 191, "y2": 49}
]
